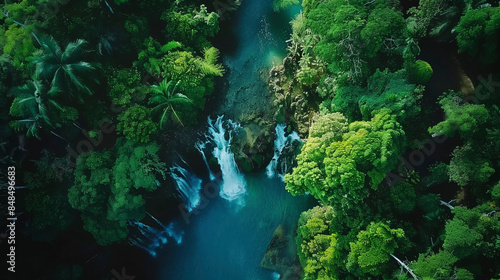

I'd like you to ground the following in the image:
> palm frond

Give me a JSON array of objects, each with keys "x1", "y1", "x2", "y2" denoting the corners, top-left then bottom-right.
[
  {"x1": 62, "y1": 39, "x2": 88, "y2": 62},
  {"x1": 149, "y1": 95, "x2": 168, "y2": 105}
]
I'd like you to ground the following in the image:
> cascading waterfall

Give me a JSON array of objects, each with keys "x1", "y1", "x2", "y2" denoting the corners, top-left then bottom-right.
[
  {"x1": 127, "y1": 215, "x2": 184, "y2": 257},
  {"x1": 207, "y1": 116, "x2": 247, "y2": 205},
  {"x1": 266, "y1": 124, "x2": 301, "y2": 180},
  {"x1": 170, "y1": 164, "x2": 202, "y2": 212},
  {"x1": 148, "y1": 213, "x2": 183, "y2": 244},
  {"x1": 195, "y1": 141, "x2": 216, "y2": 181}
]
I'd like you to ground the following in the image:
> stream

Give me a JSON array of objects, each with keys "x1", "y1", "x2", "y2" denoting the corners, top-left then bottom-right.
[{"x1": 154, "y1": 1, "x2": 315, "y2": 279}]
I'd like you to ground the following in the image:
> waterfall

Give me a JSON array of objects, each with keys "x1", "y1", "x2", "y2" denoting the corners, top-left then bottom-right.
[
  {"x1": 266, "y1": 124, "x2": 301, "y2": 180},
  {"x1": 207, "y1": 116, "x2": 247, "y2": 206},
  {"x1": 195, "y1": 141, "x2": 216, "y2": 181},
  {"x1": 170, "y1": 164, "x2": 202, "y2": 212},
  {"x1": 128, "y1": 215, "x2": 184, "y2": 257}
]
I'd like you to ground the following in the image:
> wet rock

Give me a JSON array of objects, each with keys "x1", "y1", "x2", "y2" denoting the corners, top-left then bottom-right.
[{"x1": 261, "y1": 225, "x2": 302, "y2": 280}]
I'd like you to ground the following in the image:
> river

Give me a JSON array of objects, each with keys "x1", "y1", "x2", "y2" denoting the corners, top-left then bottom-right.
[{"x1": 155, "y1": 0, "x2": 315, "y2": 279}]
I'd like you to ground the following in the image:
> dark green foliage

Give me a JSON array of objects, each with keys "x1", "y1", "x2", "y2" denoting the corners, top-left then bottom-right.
[
  {"x1": 443, "y1": 205, "x2": 500, "y2": 259},
  {"x1": 8, "y1": 79, "x2": 63, "y2": 138},
  {"x1": 331, "y1": 69, "x2": 423, "y2": 127},
  {"x1": 107, "y1": 68, "x2": 147, "y2": 106},
  {"x1": 449, "y1": 144, "x2": 495, "y2": 187},
  {"x1": 305, "y1": 0, "x2": 406, "y2": 83},
  {"x1": 23, "y1": 151, "x2": 74, "y2": 240},
  {"x1": 390, "y1": 181, "x2": 417, "y2": 214},
  {"x1": 68, "y1": 139, "x2": 166, "y2": 245},
  {"x1": 162, "y1": 5, "x2": 220, "y2": 52},
  {"x1": 117, "y1": 105, "x2": 157, "y2": 143},
  {"x1": 34, "y1": 36, "x2": 99, "y2": 102},
  {"x1": 421, "y1": 162, "x2": 450, "y2": 187},
  {"x1": 53, "y1": 265, "x2": 83, "y2": 280},
  {"x1": 411, "y1": 250, "x2": 459, "y2": 279},
  {"x1": 456, "y1": 7, "x2": 500, "y2": 64},
  {"x1": 429, "y1": 92, "x2": 489, "y2": 139},
  {"x1": 492, "y1": 181, "x2": 500, "y2": 206}
]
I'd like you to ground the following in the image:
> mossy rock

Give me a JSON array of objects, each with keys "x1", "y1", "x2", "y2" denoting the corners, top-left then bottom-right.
[{"x1": 410, "y1": 60, "x2": 433, "y2": 85}]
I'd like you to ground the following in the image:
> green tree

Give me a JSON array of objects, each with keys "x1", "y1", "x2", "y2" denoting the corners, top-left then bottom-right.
[
  {"x1": 456, "y1": 7, "x2": 500, "y2": 64},
  {"x1": 429, "y1": 92, "x2": 489, "y2": 139},
  {"x1": 68, "y1": 139, "x2": 166, "y2": 245},
  {"x1": 0, "y1": 23, "x2": 36, "y2": 70},
  {"x1": 117, "y1": 105, "x2": 157, "y2": 143},
  {"x1": 449, "y1": 144, "x2": 495, "y2": 187},
  {"x1": 411, "y1": 250, "x2": 459, "y2": 279},
  {"x1": 347, "y1": 222, "x2": 406, "y2": 276},
  {"x1": 330, "y1": 69, "x2": 423, "y2": 127},
  {"x1": 149, "y1": 79, "x2": 193, "y2": 128},
  {"x1": 421, "y1": 162, "x2": 449, "y2": 187},
  {"x1": 8, "y1": 79, "x2": 63, "y2": 138},
  {"x1": 286, "y1": 109, "x2": 405, "y2": 211},
  {"x1": 156, "y1": 48, "x2": 223, "y2": 124},
  {"x1": 443, "y1": 205, "x2": 500, "y2": 259},
  {"x1": 390, "y1": 180, "x2": 417, "y2": 214},
  {"x1": 296, "y1": 206, "x2": 337, "y2": 280},
  {"x1": 492, "y1": 181, "x2": 500, "y2": 206},
  {"x1": 162, "y1": 5, "x2": 220, "y2": 51},
  {"x1": 34, "y1": 36, "x2": 99, "y2": 102},
  {"x1": 107, "y1": 68, "x2": 148, "y2": 106},
  {"x1": 306, "y1": 0, "x2": 407, "y2": 83}
]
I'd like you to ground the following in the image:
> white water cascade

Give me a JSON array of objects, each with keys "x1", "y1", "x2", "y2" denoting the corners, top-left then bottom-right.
[
  {"x1": 266, "y1": 124, "x2": 301, "y2": 180},
  {"x1": 195, "y1": 141, "x2": 216, "y2": 181},
  {"x1": 207, "y1": 116, "x2": 247, "y2": 206},
  {"x1": 128, "y1": 215, "x2": 184, "y2": 257},
  {"x1": 170, "y1": 164, "x2": 202, "y2": 212}
]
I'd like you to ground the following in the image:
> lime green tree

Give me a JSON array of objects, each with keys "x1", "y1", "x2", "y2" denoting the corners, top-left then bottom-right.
[
  {"x1": 0, "y1": 24, "x2": 36, "y2": 70},
  {"x1": 286, "y1": 109, "x2": 405, "y2": 211},
  {"x1": 296, "y1": 206, "x2": 337, "y2": 280},
  {"x1": 347, "y1": 222, "x2": 407, "y2": 277}
]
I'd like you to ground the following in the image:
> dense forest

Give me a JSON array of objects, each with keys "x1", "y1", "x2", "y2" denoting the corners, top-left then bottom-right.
[{"x1": 0, "y1": 0, "x2": 499, "y2": 279}]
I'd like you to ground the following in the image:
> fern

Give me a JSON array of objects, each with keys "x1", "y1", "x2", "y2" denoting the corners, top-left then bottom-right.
[
  {"x1": 161, "y1": 41, "x2": 183, "y2": 53},
  {"x1": 197, "y1": 47, "x2": 224, "y2": 76}
]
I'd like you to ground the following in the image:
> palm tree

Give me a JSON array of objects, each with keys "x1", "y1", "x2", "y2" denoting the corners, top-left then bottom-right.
[
  {"x1": 9, "y1": 80, "x2": 63, "y2": 139},
  {"x1": 149, "y1": 79, "x2": 192, "y2": 128},
  {"x1": 34, "y1": 36, "x2": 98, "y2": 102}
]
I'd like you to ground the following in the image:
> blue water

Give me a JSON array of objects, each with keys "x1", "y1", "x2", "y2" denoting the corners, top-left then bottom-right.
[
  {"x1": 159, "y1": 173, "x2": 314, "y2": 279},
  {"x1": 216, "y1": 0, "x2": 302, "y2": 119},
  {"x1": 157, "y1": 0, "x2": 309, "y2": 279}
]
